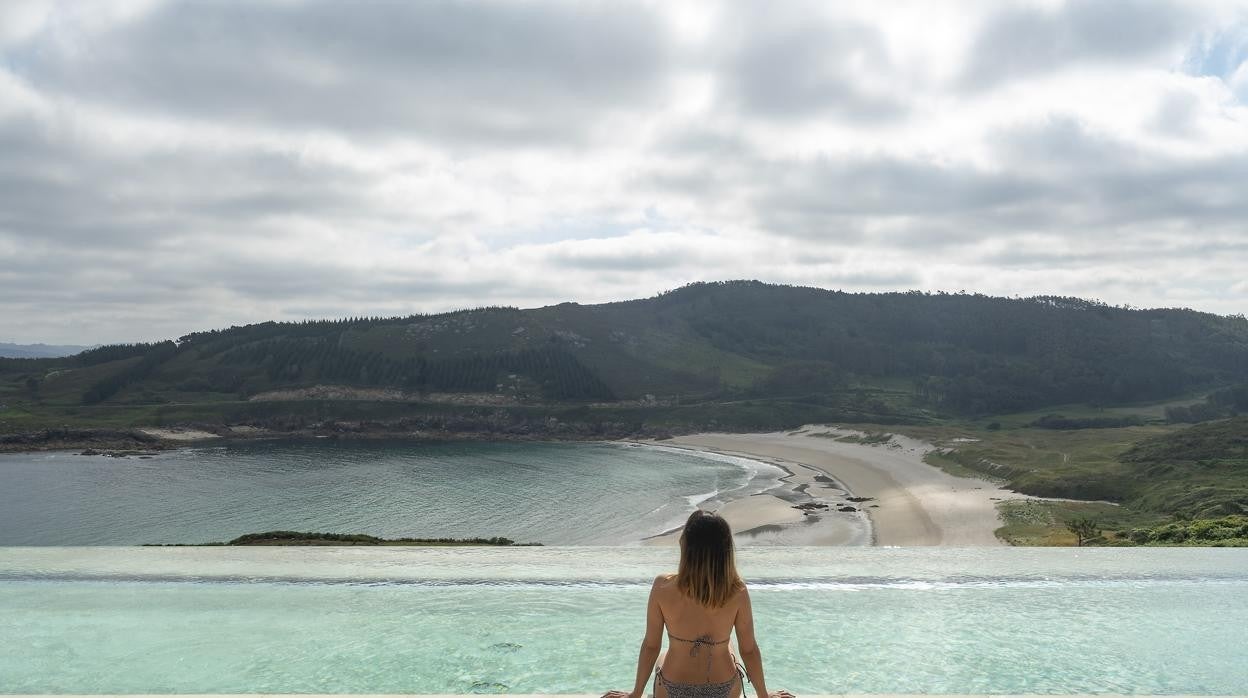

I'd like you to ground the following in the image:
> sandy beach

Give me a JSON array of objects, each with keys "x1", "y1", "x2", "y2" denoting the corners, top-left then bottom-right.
[{"x1": 646, "y1": 426, "x2": 1029, "y2": 546}]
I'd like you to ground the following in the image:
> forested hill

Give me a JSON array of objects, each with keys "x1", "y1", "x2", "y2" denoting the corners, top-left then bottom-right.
[{"x1": 4, "y1": 281, "x2": 1248, "y2": 417}]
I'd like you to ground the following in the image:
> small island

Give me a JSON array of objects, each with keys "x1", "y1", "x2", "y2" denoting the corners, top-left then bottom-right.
[{"x1": 150, "y1": 530, "x2": 542, "y2": 546}]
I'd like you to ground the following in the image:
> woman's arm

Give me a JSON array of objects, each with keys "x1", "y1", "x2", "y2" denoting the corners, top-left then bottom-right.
[
  {"x1": 735, "y1": 587, "x2": 769, "y2": 698},
  {"x1": 625, "y1": 576, "x2": 665, "y2": 698},
  {"x1": 735, "y1": 586, "x2": 790, "y2": 698}
]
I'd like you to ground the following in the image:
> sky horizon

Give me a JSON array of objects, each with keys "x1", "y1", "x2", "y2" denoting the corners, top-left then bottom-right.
[
  {"x1": 3, "y1": 0, "x2": 1247, "y2": 345},
  {"x1": 5, "y1": 279, "x2": 1248, "y2": 351}
]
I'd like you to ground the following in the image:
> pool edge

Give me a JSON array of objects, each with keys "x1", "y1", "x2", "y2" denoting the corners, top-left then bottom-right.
[{"x1": 3, "y1": 694, "x2": 1240, "y2": 697}]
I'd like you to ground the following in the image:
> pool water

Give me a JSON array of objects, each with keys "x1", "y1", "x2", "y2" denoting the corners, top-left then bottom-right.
[{"x1": 1, "y1": 547, "x2": 1245, "y2": 694}]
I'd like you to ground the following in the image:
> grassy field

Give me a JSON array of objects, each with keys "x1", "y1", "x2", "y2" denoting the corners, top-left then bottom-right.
[
  {"x1": 967, "y1": 393, "x2": 1210, "y2": 429},
  {"x1": 994, "y1": 500, "x2": 1168, "y2": 546}
]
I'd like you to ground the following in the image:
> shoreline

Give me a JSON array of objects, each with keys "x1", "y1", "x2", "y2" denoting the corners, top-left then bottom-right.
[
  {"x1": 645, "y1": 426, "x2": 1031, "y2": 546},
  {"x1": 634, "y1": 441, "x2": 873, "y2": 547}
]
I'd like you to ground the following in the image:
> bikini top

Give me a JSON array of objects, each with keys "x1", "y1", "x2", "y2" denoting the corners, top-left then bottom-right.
[{"x1": 668, "y1": 633, "x2": 731, "y2": 682}]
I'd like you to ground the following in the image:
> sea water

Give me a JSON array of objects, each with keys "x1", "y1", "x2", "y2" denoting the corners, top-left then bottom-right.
[
  {"x1": 0, "y1": 547, "x2": 1245, "y2": 694},
  {"x1": 0, "y1": 441, "x2": 789, "y2": 545}
]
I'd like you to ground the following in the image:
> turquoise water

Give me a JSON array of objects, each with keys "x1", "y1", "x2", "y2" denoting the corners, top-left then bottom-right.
[
  {"x1": 1, "y1": 547, "x2": 1245, "y2": 694},
  {"x1": 0, "y1": 441, "x2": 786, "y2": 545}
]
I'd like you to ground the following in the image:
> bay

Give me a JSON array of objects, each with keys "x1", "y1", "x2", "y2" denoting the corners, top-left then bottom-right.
[{"x1": 0, "y1": 440, "x2": 786, "y2": 545}]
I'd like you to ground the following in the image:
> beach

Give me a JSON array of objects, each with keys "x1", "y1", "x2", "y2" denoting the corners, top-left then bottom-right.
[{"x1": 645, "y1": 426, "x2": 1027, "y2": 546}]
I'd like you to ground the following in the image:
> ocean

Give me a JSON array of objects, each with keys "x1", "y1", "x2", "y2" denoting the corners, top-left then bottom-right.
[{"x1": 0, "y1": 439, "x2": 789, "y2": 545}]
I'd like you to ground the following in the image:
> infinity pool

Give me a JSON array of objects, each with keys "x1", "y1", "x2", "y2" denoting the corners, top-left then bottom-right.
[{"x1": 1, "y1": 547, "x2": 1245, "y2": 694}]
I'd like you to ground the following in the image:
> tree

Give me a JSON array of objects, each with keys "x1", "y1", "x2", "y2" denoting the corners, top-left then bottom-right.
[{"x1": 1066, "y1": 517, "x2": 1101, "y2": 546}]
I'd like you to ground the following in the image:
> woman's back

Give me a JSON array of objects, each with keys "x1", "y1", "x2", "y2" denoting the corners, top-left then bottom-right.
[{"x1": 653, "y1": 573, "x2": 743, "y2": 684}]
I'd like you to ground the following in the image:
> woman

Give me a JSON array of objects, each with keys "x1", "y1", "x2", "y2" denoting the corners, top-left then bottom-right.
[{"x1": 604, "y1": 510, "x2": 793, "y2": 698}]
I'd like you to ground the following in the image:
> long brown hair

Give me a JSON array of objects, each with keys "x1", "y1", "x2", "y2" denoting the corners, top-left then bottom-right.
[{"x1": 676, "y1": 509, "x2": 744, "y2": 608}]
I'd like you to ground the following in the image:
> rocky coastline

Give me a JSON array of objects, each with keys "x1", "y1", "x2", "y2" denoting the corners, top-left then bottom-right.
[{"x1": 0, "y1": 427, "x2": 173, "y2": 455}]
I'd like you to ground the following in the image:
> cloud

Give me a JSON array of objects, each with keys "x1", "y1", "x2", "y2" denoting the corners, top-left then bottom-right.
[
  {"x1": 961, "y1": 0, "x2": 1200, "y2": 89},
  {"x1": 758, "y1": 154, "x2": 1036, "y2": 219},
  {"x1": 716, "y1": 12, "x2": 907, "y2": 122},
  {"x1": 1, "y1": 0, "x2": 1247, "y2": 344},
  {"x1": 8, "y1": 0, "x2": 674, "y2": 145},
  {"x1": 541, "y1": 234, "x2": 696, "y2": 272},
  {"x1": 0, "y1": 124, "x2": 360, "y2": 246},
  {"x1": 1232, "y1": 60, "x2": 1248, "y2": 101}
]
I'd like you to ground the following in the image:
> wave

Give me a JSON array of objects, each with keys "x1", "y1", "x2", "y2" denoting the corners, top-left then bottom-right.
[
  {"x1": 684, "y1": 488, "x2": 720, "y2": 508},
  {"x1": 626, "y1": 442, "x2": 790, "y2": 541}
]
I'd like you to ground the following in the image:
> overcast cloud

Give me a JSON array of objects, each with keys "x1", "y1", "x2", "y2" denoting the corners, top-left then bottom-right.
[{"x1": 1, "y1": 0, "x2": 1246, "y2": 344}]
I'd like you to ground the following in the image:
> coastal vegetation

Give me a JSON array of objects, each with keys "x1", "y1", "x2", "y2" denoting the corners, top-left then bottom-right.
[
  {"x1": 1122, "y1": 515, "x2": 1248, "y2": 546},
  {"x1": 995, "y1": 500, "x2": 1161, "y2": 546},
  {"x1": 1065, "y1": 516, "x2": 1102, "y2": 546},
  {"x1": 1029, "y1": 414, "x2": 1144, "y2": 429},
  {"x1": 809, "y1": 430, "x2": 895, "y2": 445},
  {"x1": 919, "y1": 416, "x2": 1248, "y2": 545},
  {"x1": 995, "y1": 501, "x2": 1248, "y2": 546},
  {"x1": 1164, "y1": 384, "x2": 1248, "y2": 423}
]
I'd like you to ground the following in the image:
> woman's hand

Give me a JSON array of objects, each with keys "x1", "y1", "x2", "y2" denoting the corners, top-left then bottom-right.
[
  {"x1": 768, "y1": 691, "x2": 795, "y2": 698},
  {"x1": 600, "y1": 691, "x2": 637, "y2": 698}
]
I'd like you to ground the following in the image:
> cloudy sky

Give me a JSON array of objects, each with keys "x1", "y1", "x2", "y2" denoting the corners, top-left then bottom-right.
[{"x1": 2, "y1": 0, "x2": 1247, "y2": 344}]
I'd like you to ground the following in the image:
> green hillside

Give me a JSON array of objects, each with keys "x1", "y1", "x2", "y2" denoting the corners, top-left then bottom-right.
[
  {"x1": 1118, "y1": 417, "x2": 1248, "y2": 518},
  {"x1": 4, "y1": 281, "x2": 1248, "y2": 422}
]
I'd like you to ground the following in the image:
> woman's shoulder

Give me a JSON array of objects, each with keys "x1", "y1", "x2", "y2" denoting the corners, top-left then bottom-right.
[{"x1": 651, "y1": 573, "x2": 679, "y2": 593}]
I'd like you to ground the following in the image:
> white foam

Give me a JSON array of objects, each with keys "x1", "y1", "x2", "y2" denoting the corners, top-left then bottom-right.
[
  {"x1": 622, "y1": 442, "x2": 798, "y2": 542},
  {"x1": 684, "y1": 489, "x2": 720, "y2": 507}
]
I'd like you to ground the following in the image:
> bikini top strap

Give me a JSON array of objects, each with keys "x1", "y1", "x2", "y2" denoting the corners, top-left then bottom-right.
[
  {"x1": 667, "y1": 633, "x2": 730, "y2": 683},
  {"x1": 667, "y1": 633, "x2": 730, "y2": 646}
]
